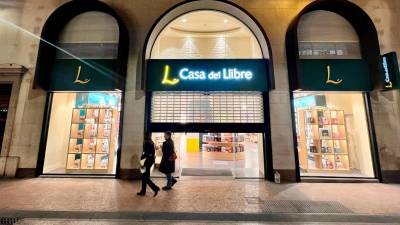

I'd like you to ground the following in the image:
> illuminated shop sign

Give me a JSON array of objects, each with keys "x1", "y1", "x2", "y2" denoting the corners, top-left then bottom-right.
[
  {"x1": 298, "y1": 59, "x2": 372, "y2": 91},
  {"x1": 147, "y1": 59, "x2": 269, "y2": 91},
  {"x1": 381, "y1": 52, "x2": 400, "y2": 90},
  {"x1": 49, "y1": 59, "x2": 120, "y2": 91}
]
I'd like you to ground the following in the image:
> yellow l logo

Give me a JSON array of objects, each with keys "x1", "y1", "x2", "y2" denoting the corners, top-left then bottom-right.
[
  {"x1": 161, "y1": 65, "x2": 180, "y2": 85},
  {"x1": 74, "y1": 66, "x2": 91, "y2": 84},
  {"x1": 325, "y1": 65, "x2": 343, "y2": 85}
]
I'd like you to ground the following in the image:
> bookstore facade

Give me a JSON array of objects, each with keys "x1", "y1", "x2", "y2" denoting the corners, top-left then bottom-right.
[
  {"x1": 143, "y1": 2, "x2": 274, "y2": 179},
  {"x1": 35, "y1": 0, "x2": 386, "y2": 181},
  {"x1": 2, "y1": 0, "x2": 399, "y2": 183}
]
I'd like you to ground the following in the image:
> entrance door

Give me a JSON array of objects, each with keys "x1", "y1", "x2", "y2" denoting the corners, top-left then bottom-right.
[
  {"x1": 151, "y1": 132, "x2": 264, "y2": 178},
  {"x1": 0, "y1": 84, "x2": 12, "y2": 154},
  {"x1": 146, "y1": 10, "x2": 272, "y2": 179}
]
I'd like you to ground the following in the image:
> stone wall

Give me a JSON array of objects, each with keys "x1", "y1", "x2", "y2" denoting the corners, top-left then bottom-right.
[{"x1": 0, "y1": 0, "x2": 398, "y2": 182}]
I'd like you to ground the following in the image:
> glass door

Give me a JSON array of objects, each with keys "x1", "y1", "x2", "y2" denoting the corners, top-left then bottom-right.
[
  {"x1": 233, "y1": 133, "x2": 265, "y2": 178},
  {"x1": 151, "y1": 132, "x2": 265, "y2": 178}
]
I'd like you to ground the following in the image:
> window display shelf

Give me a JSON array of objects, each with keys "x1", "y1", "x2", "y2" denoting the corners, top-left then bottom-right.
[
  {"x1": 206, "y1": 141, "x2": 243, "y2": 145},
  {"x1": 317, "y1": 138, "x2": 347, "y2": 140},
  {"x1": 201, "y1": 133, "x2": 245, "y2": 161},
  {"x1": 308, "y1": 153, "x2": 348, "y2": 155},
  {"x1": 66, "y1": 107, "x2": 114, "y2": 170},
  {"x1": 297, "y1": 108, "x2": 350, "y2": 171},
  {"x1": 71, "y1": 122, "x2": 112, "y2": 125}
]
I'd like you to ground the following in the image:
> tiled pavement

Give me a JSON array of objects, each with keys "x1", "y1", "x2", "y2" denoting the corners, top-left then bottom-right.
[
  {"x1": 0, "y1": 178, "x2": 399, "y2": 224},
  {"x1": 13, "y1": 219, "x2": 400, "y2": 225}
]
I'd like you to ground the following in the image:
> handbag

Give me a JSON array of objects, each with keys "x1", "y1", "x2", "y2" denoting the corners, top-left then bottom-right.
[
  {"x1": 169, "y1": 152, "x2": 177, "y2": 161},
  {"x1": 140, "y1": 158, "x2": 146, "y2": 167}
]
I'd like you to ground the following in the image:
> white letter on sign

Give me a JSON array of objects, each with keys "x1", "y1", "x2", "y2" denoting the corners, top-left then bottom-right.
[{"x1": 179, "y1": 68, "x2": 189, "y2": 80}]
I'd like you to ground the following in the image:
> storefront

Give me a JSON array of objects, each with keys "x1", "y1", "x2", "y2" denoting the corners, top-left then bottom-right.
[
  {"x1": 286, "y1": 3, "x2": 384, "y2": 180},
  {"x1": 35, "y1": 1, "x2": 128, "y2": 176},
  {"x1": 144, "y1": 8, "x2": 273, "y2": 179},
  {"x1": 2, "y1": 0, "x2": 392, "y2": 182}
]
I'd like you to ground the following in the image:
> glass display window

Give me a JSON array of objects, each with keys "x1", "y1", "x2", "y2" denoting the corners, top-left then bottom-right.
[
  {"x1": 293, "y1": 92, "x2": 374, "y2": 178},
  {"x1": 43, "y1": 92, "x2": 121, "y2": 174}
]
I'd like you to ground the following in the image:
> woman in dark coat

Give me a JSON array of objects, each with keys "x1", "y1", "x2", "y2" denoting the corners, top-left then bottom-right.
[
  {"x1": 137, "y1": 132, "x2": 160, "y2": 197},
  {"x1": 159, "y1": 131, "x2": 177, "y2": 190}
]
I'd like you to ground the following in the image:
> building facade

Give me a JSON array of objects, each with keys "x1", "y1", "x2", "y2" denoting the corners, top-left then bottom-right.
[{"x1": 0, "y1": 0, "x2": 399, "y2": 183}]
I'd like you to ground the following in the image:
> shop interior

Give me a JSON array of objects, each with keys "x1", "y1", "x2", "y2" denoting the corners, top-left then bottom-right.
[
  {"x1": 43, "y1": 92, "x2": 121, "y2": 174},
  {"x1": 151, "y1": 10, "x2": 263, "y2": 59},
  {"x1": 150, "y1": 132, "x2": 264, "y2": 178},
  {"x1": 293, "y1": 92, "x2": 374, "y2": 178}
]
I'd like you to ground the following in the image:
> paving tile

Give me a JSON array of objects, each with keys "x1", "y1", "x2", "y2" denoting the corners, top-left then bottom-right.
[
  {"x1": 0, "y1": 178, "x2": 399, "y2": 216},
  {"x1": 14, "y1": 219, "x2": 400, "y2": 225}
]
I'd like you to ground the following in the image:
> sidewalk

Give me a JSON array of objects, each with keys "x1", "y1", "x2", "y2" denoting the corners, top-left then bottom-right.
[{"x1": 0, "y1": 177, "x2": 399, "y2": 223}]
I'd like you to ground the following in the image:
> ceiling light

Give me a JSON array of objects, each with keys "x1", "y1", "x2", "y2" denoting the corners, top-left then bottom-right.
[
  {"x1": 224, "y1": 19, "x2": 228, "y2": 23},
  {"x1": 182, "y1": 18, "x2": 187, "y2": 23}
]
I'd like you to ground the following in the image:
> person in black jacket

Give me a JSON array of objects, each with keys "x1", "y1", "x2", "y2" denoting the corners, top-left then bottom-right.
[
  {"x1": 137, "y1": 132, "x2": 160, "y2": 197},
  {"x1": 159, "y1": 131, "x2": 177, "y2": 190}
]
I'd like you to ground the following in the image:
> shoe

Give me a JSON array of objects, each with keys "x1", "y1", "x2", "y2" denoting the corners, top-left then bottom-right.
[
  {"x1": 172, "y1": 179, "x2": 178, "y2": 187},
  {"x1": 153, "y1": 187, "x2": 160, "y2": 197},
  {"x1": 162, "y1": 186, "x2": 172, "y2": 191},
  {"x1": 137, "y1": 192, "x2": 145, "y2": 196}
]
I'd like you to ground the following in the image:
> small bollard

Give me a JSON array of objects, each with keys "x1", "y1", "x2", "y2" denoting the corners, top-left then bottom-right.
[{"x1": 274, "y1": 171, "x2": 281, "y2": 184}]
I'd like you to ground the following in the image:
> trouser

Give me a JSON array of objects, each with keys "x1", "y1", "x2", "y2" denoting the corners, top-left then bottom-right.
[
  {"x1": 140, "y1": 166, "x2": 158, "y2": 193},
  {"x1": 166, "y1": 173, "x2": 176, "y2": 187}
]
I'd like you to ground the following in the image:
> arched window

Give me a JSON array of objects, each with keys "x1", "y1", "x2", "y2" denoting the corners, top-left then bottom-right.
[
  {"x1": 37, "y1": 1, "x2": 128, "y2": 176},
  {"x1": 298, "y1": 10, "x2": 361, "y2": 59},
  {"x1": 151, "y1": 10, "x2": 263, "y2": 59},
  {"x1": 286, "y1": 2, "x2": 379, "y2": 180},
  {"x1": 150, "y1": 10, "x2": 265, "y2": 124}
]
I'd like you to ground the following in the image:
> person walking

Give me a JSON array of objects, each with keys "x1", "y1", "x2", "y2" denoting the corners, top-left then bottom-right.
[
  {"x1": 159, "y1": 131, "x2": 177, "y2": 190},
  {"x1": 137, "y1": 132, "x2": 160, "y2": 197}
]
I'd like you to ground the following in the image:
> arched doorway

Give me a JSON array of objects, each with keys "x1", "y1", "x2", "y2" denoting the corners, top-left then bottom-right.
[
  {"x1": 144, "y1": 1, "x2": 273, "y2": 180},
  {"x1": 286, "y1": 0, "x2": 381, "y2": 181},
  {"x1": 35, "y1": 0, "x2": 129, "y2": 176}
]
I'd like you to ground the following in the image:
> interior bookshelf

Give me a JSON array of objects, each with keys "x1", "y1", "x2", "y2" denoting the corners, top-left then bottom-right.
[
  {"x1": 202, "y1": 133, "x2": 245, "y2": 161},
  {"x1": 66, "y1": 107, "x2": 116, "y2": 171},
  {"x1": 297, "y1": 107, "x2": 350, "y2": 171}
]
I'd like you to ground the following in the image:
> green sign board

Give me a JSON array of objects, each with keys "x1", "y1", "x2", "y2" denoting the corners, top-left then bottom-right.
[
  {"x1": 146, "y1": 59, "x2": 269, "y2": 91},
  {"x1": 298, "y1": 59, "x2": 372, "y2": 91},
  {"x1": 49, "y1": 59, "x2": 119, "y2": 91},
  {"x1": 382, "y1": 52, "x2": 400, "y2": 90}
]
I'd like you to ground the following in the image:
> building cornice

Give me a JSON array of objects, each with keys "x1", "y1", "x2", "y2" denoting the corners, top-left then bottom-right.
[{"x1": 0, "y1": 63, "x2": 28, "y2": 75}]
